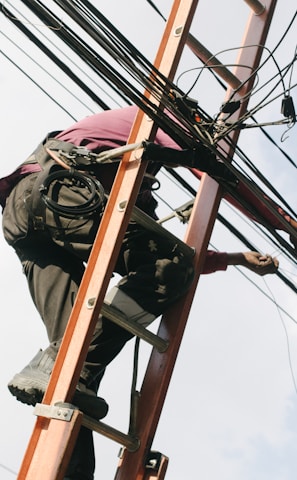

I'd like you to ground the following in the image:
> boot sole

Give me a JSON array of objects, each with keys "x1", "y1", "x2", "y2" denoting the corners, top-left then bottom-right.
[
  {"x1": 8, "y1": 384, "x2": 43, "y2": 406},
  {"x1": 8, "y1": 372, "x2": 47, "y2": 406}
]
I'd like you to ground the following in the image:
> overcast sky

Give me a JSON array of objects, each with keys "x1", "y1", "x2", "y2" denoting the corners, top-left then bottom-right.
[{"x1": 0, "y1": 1, "x2": 297, "y2": 479}]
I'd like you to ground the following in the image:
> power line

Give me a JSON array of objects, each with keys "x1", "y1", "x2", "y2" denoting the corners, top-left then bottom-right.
[
  {"x1": 1, "y1": 1, "x2": 296, "y2": 298},
  {"x1": 0, "y1": 463, "x2": 17, "y2": 476},
  {"x1": 0, "y1": 47, "x2": 77, "y2": 121}
]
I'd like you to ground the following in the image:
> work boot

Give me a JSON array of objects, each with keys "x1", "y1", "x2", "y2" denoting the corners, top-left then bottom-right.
[{"x1": 7, "y1": 349, "x2": 108, "y2": 420}]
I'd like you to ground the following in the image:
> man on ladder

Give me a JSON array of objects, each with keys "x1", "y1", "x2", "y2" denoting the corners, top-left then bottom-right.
[{"x1": 1, "y1": 106, "x2": 279, "y2": 479}]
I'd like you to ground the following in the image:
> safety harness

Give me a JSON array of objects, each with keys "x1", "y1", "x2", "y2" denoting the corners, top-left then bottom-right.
[
  {"x1": 26, "y1": 133, "x2": 235, "y2": 226},
  {"x1": 27, "y1": 136, "x2": 144, "y2": 222}
]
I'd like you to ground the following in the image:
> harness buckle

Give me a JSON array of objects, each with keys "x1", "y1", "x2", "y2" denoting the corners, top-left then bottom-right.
[{"x1": 59, "y1": 146, "x2": 97, "y2": 168}]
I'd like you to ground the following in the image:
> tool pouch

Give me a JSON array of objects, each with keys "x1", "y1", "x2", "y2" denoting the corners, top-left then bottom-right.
[{"x1": 25, "y1": 139, "x2": 105, "y2": 226}]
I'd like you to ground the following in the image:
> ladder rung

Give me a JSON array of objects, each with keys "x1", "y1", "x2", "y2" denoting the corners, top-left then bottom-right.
[
  {"x1": 130, "y1": 205, "x2": 195, "y2": 258},
  {"x1": 82, "y1": 414, "x2": 140, "y2": 452},
  {"x1": 243, "y1": 0, "x2": 265, "y2": 15},
  {"x1": 101, "y1": 303, "x2": 168, "y2": 352},
  {"x1": 187, "y1": 33, "x2": 241, "y2": 90},
  {"x1": 34, "y1": 403, "x2": 140, "y2": 452}
]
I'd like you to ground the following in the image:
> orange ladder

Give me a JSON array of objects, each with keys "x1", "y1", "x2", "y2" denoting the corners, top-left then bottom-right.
[{"x1": 16, "y1": 0, "x2": 278, "y2": 478}]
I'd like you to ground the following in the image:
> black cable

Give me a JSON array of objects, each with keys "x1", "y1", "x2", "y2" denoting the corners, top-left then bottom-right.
[
  {"x1": 226, "y1": 141, "x2": 297, "y2": 218},
  {"x1": 26, "y1": 0, "x2": 297, "y2": 258},
  {"x1": 3, "y1": 0, "x2": 203, "y2": 148},
  {"x1": 6, "y1": 1, "x2": 296, "y2": 242},
  {"x1": 3, "y1": 0, "x2": 294, "y2": 282},
  {"x1": 144, "y1": 0, "x2": 297, "y2": 171},
  {"x1": 17, "y1": 0, "x2": 196, "y2": 146},
  {"x1": 145, "y1": 0, "x2": 166, "y2": 22},
  {"x1": 1, "y1": 3, "x2": 110, "y2": 111},
  {"x1": 4, "y1": 0, "x2": 121, "y2": 108},
  {"x1": 0, "y1": 46, "x2": 77, "y2": 120},
  {"x1": 40, "y1": 169, "x2": 105, "y2": 219},
  {"x1": 18, "y1": 0, "x2": 134, "y2": 106}
]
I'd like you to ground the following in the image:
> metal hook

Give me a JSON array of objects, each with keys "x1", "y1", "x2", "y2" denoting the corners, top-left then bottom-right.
[{"x1": 281, "y1": 121, "x2": 295, "y2": 143}]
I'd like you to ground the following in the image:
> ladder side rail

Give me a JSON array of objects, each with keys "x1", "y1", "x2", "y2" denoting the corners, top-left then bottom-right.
[
  {"x1": 114, "y1": 177, "x2": 222, "y2": 480},
  {"x1": 17, "y1": 110, "x2": 151, "y2": 480},
  {"x1": 17, "y1": 0, "x2": 199, "y2": 478},
  {"x1": 114, "y1": 1, "x2": 278, "y2": 478},
  {"x1": 17, "y1": 410, "x2": 83, "y2": 480},
  {"x1": 40, "y1": 0, "x2": 200, "y2": 410},
  {"x1": 189, "y1": 4, "x2": 297, "y2": 249},
  {"x1": 229, "y1": 0, "x2": 277, "y2": 101},
  {"x1": 41, "y1": 0, "x2": 199, "y2": 410}
]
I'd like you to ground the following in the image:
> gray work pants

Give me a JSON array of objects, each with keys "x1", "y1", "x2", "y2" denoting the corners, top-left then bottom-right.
[{"x1": 2, "y1": 170, "x2": 194, "y2": 479}]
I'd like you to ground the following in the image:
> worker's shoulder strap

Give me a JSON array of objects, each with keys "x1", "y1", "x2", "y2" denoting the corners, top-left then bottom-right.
[{"x1": 22, "y1": 132, "x2": 78, "y2": 168}]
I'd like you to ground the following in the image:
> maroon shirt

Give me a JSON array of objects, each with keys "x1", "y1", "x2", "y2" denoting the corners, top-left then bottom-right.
[{"x1": 0, "y1": 106, "x2": 177, "y2": 208}]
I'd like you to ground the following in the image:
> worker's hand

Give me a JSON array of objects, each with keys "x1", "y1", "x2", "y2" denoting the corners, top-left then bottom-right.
[
  {"x1": 226, "y1": 251, "x2": 279, "y2": 275},
  {"x1": 241, "y1": 251, "x2": 279, "y2": 276}
]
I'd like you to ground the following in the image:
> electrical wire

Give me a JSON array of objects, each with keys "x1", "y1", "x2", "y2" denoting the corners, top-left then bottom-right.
[
  {"x1": 4, "y1": 0, "x2": 124, "y2": 109},
  {"x1": 1, "y1": 1, "x2": 132, "y2": 107},
  {"x1": 218, "y1": 79, "x2": 297, "y2": 141},
  {"x1": 144, "y1": 0, "x2": 297, "y2": 178},
  {"x1": 3, "y1": 1, "x2": 296, "y2": 254},
  {"x1": 0, "y1": 28, "x2": 96, "y2": 114},
  {"x1": 0, "y1": 463, "x2": 17, "y2": 476},
  {"x1": 221, "y1": 248, "x2": 297, "y2": 325},
  {"x1": 154, "y1": 169, "x2": 297, "y2": 314},
  {"x1": 144, "y1": 1, "x2": 297, "y2": 134},
  {"x1": 0, "y1": 46, "x2": 77, "y2": 120},
  {"x1": 0, "y1": 1, "x2": 296, "y2": 472},
  {"x1": 16, "y1": 0, "x2": 190, "y2": 144},
  {"x1": 165, "y1": 166, "x2": 297, "y2": 290},
  {"x1": 1, "y1": 0, "x2": 296, "y2": 308},
  {"x1": 262, "y1": 277, "x2": 297, "y2": 395},
  {"x1": 192, "y1": 53, "x2": 297, "y2": 167}
]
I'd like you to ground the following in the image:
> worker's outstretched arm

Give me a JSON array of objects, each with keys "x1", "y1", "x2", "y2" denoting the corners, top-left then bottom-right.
[{"x1": 142, "y1": 141, "x2": 237, "y2": 185}]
